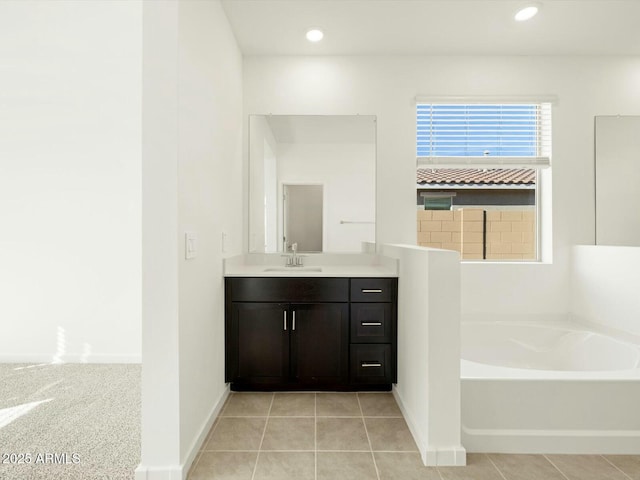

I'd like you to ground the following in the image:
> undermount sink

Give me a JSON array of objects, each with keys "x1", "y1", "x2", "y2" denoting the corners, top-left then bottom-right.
[{"x1": 263, "y1": 266, "x2": 323, "y2": 273}]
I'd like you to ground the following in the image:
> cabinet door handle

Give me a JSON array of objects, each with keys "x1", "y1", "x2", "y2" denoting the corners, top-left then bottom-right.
[
  {"x1": 361, "y1": 362, "x2": 382, "y2": 368},
  {"x1": 361, "y1": 322, "x2": 382, "y2": 326},
  {"x1": 292, "y1": 310, "x2": 296, "y2": 331},
  {"x1": 283, "y1": 311, "x2": 287, "y2": 331},
  {"x1": 361, "y1": 289, "x2": 382, "y2": 293}
]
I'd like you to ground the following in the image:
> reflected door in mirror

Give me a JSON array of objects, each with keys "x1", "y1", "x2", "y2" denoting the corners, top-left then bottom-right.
[{"x1": 284, "y1": 184, "x2": 323, "y2": 252}]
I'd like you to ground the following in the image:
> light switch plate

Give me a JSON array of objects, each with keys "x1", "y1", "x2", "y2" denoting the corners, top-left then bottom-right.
[
  {"x1": 185, "y1": 231, "x2": 197, "y2": 259},
  {"x1": 222, "y1": 231, "x2": 228, "y2": 253}
]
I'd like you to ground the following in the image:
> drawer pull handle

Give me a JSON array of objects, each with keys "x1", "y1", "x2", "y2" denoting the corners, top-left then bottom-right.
[
  {"x1": 283, "y1": 311, "x2": 287, "y2": 331},
  {"x1": 292, "y1": 311, "x2": 296, "y2": 331},
  {"x1": 362, "y1": 322, "x2": 382, "y2": 326},
  {"x1": 362, "y1": 289, "x2": 383, "y2": 293},
  {"x1": 362, "y1": 362, "x2": 382, "y2": 368}
]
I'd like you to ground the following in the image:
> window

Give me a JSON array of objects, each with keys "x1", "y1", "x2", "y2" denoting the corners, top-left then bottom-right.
[
  {"x1": 416, "y1": 101, "x2": 552, "y2": 261},
  {"x1": 417, "y1": 103, "x2": 551, "y2": 163}
]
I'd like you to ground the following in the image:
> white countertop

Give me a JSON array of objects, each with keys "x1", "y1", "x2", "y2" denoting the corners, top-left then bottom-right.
[{"x1": 223, "y1": 253, "x2": 398, "y2": 278}]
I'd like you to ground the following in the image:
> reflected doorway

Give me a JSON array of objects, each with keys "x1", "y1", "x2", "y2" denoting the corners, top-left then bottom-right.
[{"x1": 283, "y1": 184, "x2": 323, "y2": 252}]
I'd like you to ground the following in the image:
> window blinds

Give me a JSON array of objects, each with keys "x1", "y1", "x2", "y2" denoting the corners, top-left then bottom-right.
[{"x1": 416, "y1": 103, "x2": 552, "y2": 168}]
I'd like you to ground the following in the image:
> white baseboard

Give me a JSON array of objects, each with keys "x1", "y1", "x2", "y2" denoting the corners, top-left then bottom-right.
[
  {"x1": 462, "y1": 427, "x2": 640, "y2": 454},
  {"x1": 425, "y1": 447, "x2": 467, "y2": 466},
  {"x1": 180, "y1": 385, "x2": 230, "y2": 480},
  {"x1": 0, "y1": 354, "x2": 142, "y2": 364},
  {"x1": 392, "y1": 387, "x2": 426, "y2": 460},
  {"x1": 135, "y1": 466, "x2": 182, "y2": 480},
  {"x1": 134, "y1": 385, "x2": 230, "y2": 480},
  {"x1": 393, "y1": 386, "x2": 466, "y2": 467}
]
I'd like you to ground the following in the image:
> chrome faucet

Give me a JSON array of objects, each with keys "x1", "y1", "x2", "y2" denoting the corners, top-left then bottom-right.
[{"x1": 284, "y1": 242, "x2": 304, "y2": 267}]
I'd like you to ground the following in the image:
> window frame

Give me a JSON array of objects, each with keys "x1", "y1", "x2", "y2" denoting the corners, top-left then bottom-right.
[{"x1": 415, "y1": 97, "x2": 553, "y2": 263}]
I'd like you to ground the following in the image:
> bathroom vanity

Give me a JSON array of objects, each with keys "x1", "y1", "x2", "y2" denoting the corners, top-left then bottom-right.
[
  {"x1": 231, "y1": 114, "x2": 398, "y2": 390},
  {"x1": 224, "y1": 255, "x2": 398, "y2": 391}
]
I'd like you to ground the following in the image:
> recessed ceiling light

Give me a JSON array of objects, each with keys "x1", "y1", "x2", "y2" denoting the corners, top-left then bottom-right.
[
  {"x1": 515, "y1": 4, "x2": 540, "y2": 21},
  {"x1": 306, "y1": 29, "x2": 324, "y2": 43}
]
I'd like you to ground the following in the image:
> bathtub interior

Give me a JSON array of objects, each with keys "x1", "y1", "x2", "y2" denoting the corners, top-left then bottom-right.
[{"x1": 461, "y1": 321, "x2": 640, "y2": 372}]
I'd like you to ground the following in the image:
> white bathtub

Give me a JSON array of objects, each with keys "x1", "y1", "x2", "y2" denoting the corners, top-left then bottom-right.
[
  {"x1": 463, "y1": 321, "x2": 640, "y2": 374},
  {"x1": 461, "y1": 320, "x2": 640, "y2": 454}
]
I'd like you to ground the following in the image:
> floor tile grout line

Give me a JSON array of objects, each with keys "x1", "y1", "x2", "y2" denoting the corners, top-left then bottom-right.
[
  {"x1": 362, "y1": 415, "x2": 404, "y2": 418},
  {"x1": 357, "y1": 392, "x2": 381, "y2": 480},
  {"x1": 223, "y1": 415, "x2": 315, "y2": 418},
  {"x1": 601, "y1": 454, "x2": 634, "y2": 480},
  {"x1": 543, "y1": 454, "x2": 572, "y2": 480},
  {"x1": 485, "y1": 453, "x2": 509, "y2": 480},
  {"x1": 259, "y1": 449, "x2": 317, "y2": 452},
  {"x1": 317, "y1": 415, "x2": 380, "y2": 418},
  {"x1": 316, "y1": 449, "x2": 383, "y2": 453},
  {"x1": 250, "y1": 392, "x2": 275, "y2": 480},
  {"x1": 369, "y1": 450, "x2": 423, "y2": 453}
]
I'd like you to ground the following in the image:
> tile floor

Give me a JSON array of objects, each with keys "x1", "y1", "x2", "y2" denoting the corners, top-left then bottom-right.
[{"x1": 188, "y1": 392, "x2": 640, "y2": 480}]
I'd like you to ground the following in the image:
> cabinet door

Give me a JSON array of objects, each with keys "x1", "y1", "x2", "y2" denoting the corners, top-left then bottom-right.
[
  {"x1": 232, "y1": 303, "x2": 289, "y2": 385},
  {"x1": 290, "y1": 303, "x2": 349, "y2": 385}
]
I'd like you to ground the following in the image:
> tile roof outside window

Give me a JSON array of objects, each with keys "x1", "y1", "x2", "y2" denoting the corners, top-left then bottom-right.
[{"x1": 417, "y1": 168, "x2": 536, "y2": 186}]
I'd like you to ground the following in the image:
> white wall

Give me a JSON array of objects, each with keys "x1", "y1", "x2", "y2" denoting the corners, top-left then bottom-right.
[
  {"x1": 0, "y1": 0, "x2": 142, "y2": 362},
  {"x1": 244, "y1": 56, "x2": 640, "y2": 319},
  {"x1": 382, "y1": 244, "x2": 464, "y2": 466},
  {"x1": 140, "y1": 1, "x2": 181, "y2": 474},
  {"x1": 139, "y1": 1, "x2": 242, "y2": 478},
  {"x1": 248, "y1": 116, "x2": 278, "y2": 252},
  {"x1": 278, "y1": 142, "x2": 375, "y2": 252},
  {"x1": 571, "y1": 246, "x2": 640, "y2": 336},
  {"x1": 177, "y1": 0, "x2": 243, "y2": 466}
]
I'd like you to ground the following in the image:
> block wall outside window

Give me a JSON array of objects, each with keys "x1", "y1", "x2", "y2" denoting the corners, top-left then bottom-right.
[{"x1": 417, "y1": 208, "x2": 536, "y2": 261}]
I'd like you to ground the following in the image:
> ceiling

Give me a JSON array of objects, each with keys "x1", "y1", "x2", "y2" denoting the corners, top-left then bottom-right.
[{"x1": 221, "y1": 0, "x2": 640, "y2": 56}]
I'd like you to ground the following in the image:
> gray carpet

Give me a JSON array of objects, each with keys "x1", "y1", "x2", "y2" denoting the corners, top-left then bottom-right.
[{"x1": 0, "y1": 363, "x2": 140, "y2": 480}]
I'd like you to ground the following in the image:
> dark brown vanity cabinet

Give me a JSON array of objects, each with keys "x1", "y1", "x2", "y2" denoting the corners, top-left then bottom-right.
[
  {"x1": 225, "y1": 277, "x2": 397, "y2": 391},
  {"x1": 230, "y1": 302, "x2": 348, "y2": 387},
  {"x1": 349, "y1": 278, "x2": 397, "y2": 385}
]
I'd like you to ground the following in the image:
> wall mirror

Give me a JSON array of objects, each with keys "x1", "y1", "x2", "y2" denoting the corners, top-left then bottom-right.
[
  {"x1": 249, "y1": 115, "x2": 376, "y2": 253},
  {"x1": 595, "y1": 116, "x2": 640, "y2": 246}
]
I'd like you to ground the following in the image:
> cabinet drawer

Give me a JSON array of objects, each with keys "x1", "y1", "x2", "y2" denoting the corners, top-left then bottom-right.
[
  {"x1": 350, "y1": 344, "x2": 392, "y2": 384},
  {"x1": 350, "y1": 278, "x2": 396, "y2": 302},
  {"x1": 227, "y1": 277, "x2": 348, "y2": 302},
  {"x1": 350, "y1": 304, "x2": 392, "y2": 343}
]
